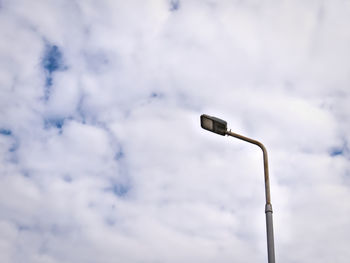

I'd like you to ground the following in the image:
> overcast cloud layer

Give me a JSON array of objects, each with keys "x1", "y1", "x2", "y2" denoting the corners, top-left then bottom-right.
[{"x1": 1, "y1": 0, "x2": 350, "y2": 262}]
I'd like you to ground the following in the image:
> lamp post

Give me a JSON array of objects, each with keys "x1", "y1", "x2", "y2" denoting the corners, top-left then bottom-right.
[{"x1": 200, "y1": 114, "x2": 276, "y2": 263}]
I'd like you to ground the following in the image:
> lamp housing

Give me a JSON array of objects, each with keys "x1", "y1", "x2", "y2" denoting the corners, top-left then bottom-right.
[{"x1": 200, "y1": 114, "x2": 227, "y2": 136}]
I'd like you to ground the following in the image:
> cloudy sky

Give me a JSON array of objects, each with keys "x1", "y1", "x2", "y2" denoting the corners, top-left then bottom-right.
[{"x1": 1, "y1": 0, "x2": 350, "y2": 262}]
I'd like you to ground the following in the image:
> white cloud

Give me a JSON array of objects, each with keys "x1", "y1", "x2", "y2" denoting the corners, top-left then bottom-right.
[{"x1": 1, "y1": 0, "x2": 350, "y2": 262}]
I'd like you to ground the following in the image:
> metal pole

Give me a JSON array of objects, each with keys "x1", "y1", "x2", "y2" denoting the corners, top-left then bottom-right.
[{"x1": 225, "y1": 130, "x2": 275, "y2": 263}]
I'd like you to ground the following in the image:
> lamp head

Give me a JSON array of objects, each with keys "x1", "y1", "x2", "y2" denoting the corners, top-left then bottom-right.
[{"x1": 200, "y1": 114, "x2": 227, "y2": 136}]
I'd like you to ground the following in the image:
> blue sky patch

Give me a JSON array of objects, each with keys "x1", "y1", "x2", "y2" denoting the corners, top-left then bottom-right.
[
  {"x1": 330, "y1": 141, "x2": 349, "y2": 157},
  {"x1": 44, "y1": 118, "x2": 65, "y2": 129},
  {"x1": 148, "y1": 92, "x2": 165, "y2": 103},
  {"x1": 150, "y1": 92, "x2": 158, "y2": 98},
  {"x1": 330, "y1": 148, "x2": 343, "y2": 157},
  {"x1": 112, "y1": 184, "x2": 129, "y2": 197},
  {"x1": 104, "y1": 183, "x2": 130, "y2": 198},
  {"x1": 169, "y1": 0, "x2": 180, "y2": 11},
  {"x1": 17, "y1": 223, "x2": 32, "y2": 232},
  {"x1": 114, "y1": 149, "x2": 125, "y2": 161},
  {"x1": 9, "y1": 141, "x2": 19, "y2": 152},
  {"x1": 0, "y1": 129, "x2": 12, "y2": 136},
  {"x1": 150, "y1": 92, "x2": 164, "y2": 99},
  {"x1": 42, "y1": 44, "x2": 66, "y2": 101},
  {"x1": 63, "y1": 175, "x2": 73, "y2": 183},
  {"x1": 0, "y1": 129, "x2": 19, "y2": 154},
  {"x1": 22, "y1": 171, "x2": 31, "y2": 178},
  {"x1": 42, "y1": 45, "x2": 64, "y2": 74}
]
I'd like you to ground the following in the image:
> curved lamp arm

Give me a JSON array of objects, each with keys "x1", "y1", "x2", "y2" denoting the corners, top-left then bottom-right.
[{"x1": 225, "y1": 129, "x2": 271, "y2": 206}]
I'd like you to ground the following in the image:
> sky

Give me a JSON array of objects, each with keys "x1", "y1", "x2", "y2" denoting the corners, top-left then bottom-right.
[{"x1": 0, "y1": 0, "x2": 350, "y2": 262}]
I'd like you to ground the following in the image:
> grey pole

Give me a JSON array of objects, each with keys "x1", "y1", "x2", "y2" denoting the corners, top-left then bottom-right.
[{"x1": 225, "y1": 130, "x2": 275, "y2": 263}]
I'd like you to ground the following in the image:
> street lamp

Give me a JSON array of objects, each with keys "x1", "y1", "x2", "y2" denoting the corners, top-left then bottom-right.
[{"x1": 200, "y1": 114, "x2": 276, "y2": 263}]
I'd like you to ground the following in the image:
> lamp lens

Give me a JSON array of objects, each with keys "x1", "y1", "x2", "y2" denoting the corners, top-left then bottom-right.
[{"x1": 201, "y1": 117, "x2": 213, "y2": 131}]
